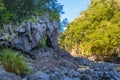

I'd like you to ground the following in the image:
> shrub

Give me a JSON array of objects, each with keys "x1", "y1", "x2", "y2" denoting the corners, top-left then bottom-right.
[
  {"x1": 60, "y1": 0, "x2": 120, "y2": 60},
  {"x1": 39, "y1": 36, "x2": 47, "y2": 47},
  {"x1": 0, "y1": 49, "x2": 32, "y2": 75},
  {"x1": 0, "y1": 0, "x2": 63, "y2": 27}
]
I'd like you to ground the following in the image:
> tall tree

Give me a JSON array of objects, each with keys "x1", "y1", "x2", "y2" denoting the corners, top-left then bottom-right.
[
  {"x1": 0, "y1": 0, "x2": 4, "y2": 10},
  {"x1": 0, "y1": 0, "x2": 63, "y2": 27},
  {"x1": 60, "y1": 0, "x2": 120, "y2": 59}
]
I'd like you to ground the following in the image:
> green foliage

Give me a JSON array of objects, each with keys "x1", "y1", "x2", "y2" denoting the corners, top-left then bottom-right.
[
  {"x1": 60, "y1": 0, "x2": 120, "y2": 59},
  {"x1": 3, "y1": 0, "x2": 34, "y2": 22},
  {"x1": 34, "y1": 0, "x2": 62, "y2": 21},
  {"x1": 39, "y1": 36, "x2": 47, "y2": 47},
  {"x1": 0, "y1": 0, "x2": 62, "y2": 28},
  {"x1": 0, "y1": 49, "x2": 32, "y2": 75},
  {"x1": 0, "y1": 0, "x2": 5, "y2": 10}
]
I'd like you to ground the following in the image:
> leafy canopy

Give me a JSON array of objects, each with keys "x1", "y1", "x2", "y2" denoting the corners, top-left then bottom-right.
[
  {"x1": 59, "y1": 0, "x2": 120, "y2": 59},
  {"x1": 0, "y1": 0, "x2": 63, "y2": 27}
]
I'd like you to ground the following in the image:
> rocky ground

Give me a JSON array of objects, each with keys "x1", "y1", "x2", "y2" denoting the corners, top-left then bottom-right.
[{"x1": 0, "y1": 48, "x2": 120, "y2": 80}]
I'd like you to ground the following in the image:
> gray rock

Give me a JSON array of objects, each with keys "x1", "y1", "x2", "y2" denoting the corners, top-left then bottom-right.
[
  {"x1": 61, "y1": 76, "x2": 73, "y2": 80},
  {"x1": 49, "y1": 74, "x2": 58, "y2": 80},
  {"x1": 28, "y1": 71, "x2": 50, "y2": 80},
  {"x1": 84, "y1": 69, "x2": 94, "y2": 75},
  {"x1": 103, "y1": 72, "x2": 112, "y2": 78},
  {"x1": 0, "y1": 68, "x2": 6, "y2": 74},
  {"x1": 73, "y1": 78, "x2": 80, "y2": 80},
  {"x1": 0, "y1": 72, "x2": 21, "y2": 80},
  {"x1": 29, "y1": 48, "x2": 55, "y2": 60},
  {"x1": 22, "y1": 77, "x2": 28, "y2": 80},
  {"x1": 68, "y1": 69, "x2": 80, "y2": 77},
  {"x1": 80, "y1": 74, "x2": 92, "y2": 80},
  {"x1": 16, "y1": 27, "x2": 25, "y2": 33},
  {"x1": 97, "y1": 71, "x2": 104, "y2": 77},
  {"x1": 95, "y1": 67, "x2": 100, "y2": 71},
  {"x1": 111, "y1": 70, "x2": 120, "y2": 80}
]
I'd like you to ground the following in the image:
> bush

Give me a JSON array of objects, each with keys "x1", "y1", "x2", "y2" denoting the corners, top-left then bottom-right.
[
  {"x1": 0, "y1": 49, "x2": 32, "y2": 75},
  {"x1": 0, "y1": 0, "x2": 63, "y2": 27},
  {"x1": 60, "y1": 0, "x2": 120, "y2": 59},
  {"x1": 39, "y1": 36, "x2": 47, "y2": 47}
]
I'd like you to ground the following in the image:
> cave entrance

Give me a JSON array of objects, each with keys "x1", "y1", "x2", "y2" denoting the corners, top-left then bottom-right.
[
  {"x1": 46, "y1": 36, "x2": 53, "y2": 48},
  {"x1": 39, "y1": 35, "x2": 53, "y2": 48}
]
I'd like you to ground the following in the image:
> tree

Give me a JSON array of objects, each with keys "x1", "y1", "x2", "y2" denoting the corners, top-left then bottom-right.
[
  {"x1": 60, "y1": 18, "x2": 68, "y2": 32},
  {"x1": 0, "y1": 0, "x2": 4, "y2": 10},
  {"x1": 0, "y1": 0, "x2": 63, "y2": 27},
  {"x1": 60, "y1": 0, "x2": 120, "y2": 60}
]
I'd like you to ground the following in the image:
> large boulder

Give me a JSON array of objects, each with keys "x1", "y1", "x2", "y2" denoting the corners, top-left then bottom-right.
[
  {"x1": 0, "y1": 70, "x2": 21, "y2": 80},
  {"x1": 0, "y1": 13, "x2": 60, "y2": 52}
]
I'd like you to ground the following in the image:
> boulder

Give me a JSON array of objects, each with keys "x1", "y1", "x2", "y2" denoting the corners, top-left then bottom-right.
[
  {"x1": 0, "y1": 71, "x2": 21, "y2": 80},
  {"x1": 28, "y1": 71, "x2": 50, "y2": 80}
]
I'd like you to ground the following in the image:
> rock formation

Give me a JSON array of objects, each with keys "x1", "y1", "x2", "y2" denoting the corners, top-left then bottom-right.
[
  {"x1": 0, "y1": 13, "x2": 120, "y2": 80},
  {"x1": 0, "y1": 13, "x2": 59, "y2": 52},
  {"x1": 0, "y1": 48, "x2": 120, "y2": 80}
]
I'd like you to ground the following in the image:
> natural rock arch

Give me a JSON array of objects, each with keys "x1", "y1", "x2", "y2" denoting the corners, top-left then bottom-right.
[{"x1": 0, "y1": 13, "x2": 60, "y2": 52}]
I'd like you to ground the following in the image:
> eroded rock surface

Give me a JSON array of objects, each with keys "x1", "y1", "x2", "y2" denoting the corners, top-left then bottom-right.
[
  {"x1": 0, "y1": 48, "x2": 120, "y2": 80},
  {"x1": 0, "y1": 68, "x2": 21, "y2": 80},
  {"x1": 0, "y1": 13, "x2": 59, "y2": 52},
  {"x1": 23, "y1": 48, "x2": 120, "y2": 80}
]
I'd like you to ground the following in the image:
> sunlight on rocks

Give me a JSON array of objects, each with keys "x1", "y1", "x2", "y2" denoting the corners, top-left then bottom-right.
[{"x1": 77, "y1": 66, "x2": 90, "y2": 71}]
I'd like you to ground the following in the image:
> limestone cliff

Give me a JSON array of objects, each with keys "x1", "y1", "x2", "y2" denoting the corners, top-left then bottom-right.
[{"x1": 0, "y1": 13, "x2": 60, "y2": 52}]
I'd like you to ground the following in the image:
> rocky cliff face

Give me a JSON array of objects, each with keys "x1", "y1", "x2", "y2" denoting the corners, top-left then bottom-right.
[{"x1": 0, "y1": 13, "x2": 59, "y2": 52}]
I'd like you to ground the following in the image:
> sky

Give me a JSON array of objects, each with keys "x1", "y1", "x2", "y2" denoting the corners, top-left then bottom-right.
[{"x1": 58, "y1": 0, "x2": 91, "y2": 22}]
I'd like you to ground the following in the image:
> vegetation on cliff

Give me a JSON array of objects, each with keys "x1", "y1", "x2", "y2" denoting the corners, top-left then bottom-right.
[
  {"x1": 59, "y1": 0, "x2": 120, "y2": 61},
  {"x1": 0, "y1": 0, "x2": 62, "y2": 75},
  {"x1": 0, "y1": 0, "x2": 63, "y2": 27}
]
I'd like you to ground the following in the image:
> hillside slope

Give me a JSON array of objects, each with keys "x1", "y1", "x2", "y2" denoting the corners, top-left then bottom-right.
[{"x1": 59, "y1": 0, "x2": 120, "y2": 62}]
